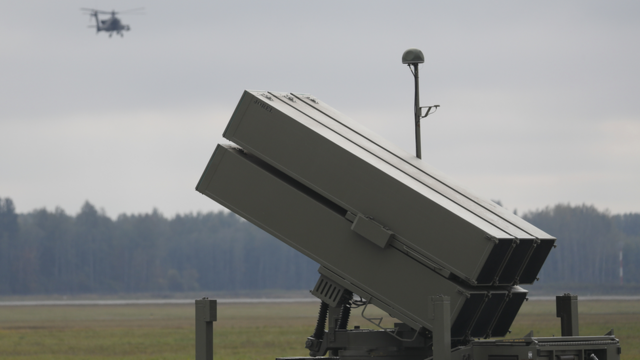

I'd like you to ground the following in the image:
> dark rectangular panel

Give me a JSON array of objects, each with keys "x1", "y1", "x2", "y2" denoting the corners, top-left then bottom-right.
[
  {"x1": 476, "y1": 240, "x2": 514, "y2": 285},
  {"x1": 470, "y1": 292, "x2": 508, "y2": 338},
  {"x1": 451, "y1": 293, "x2": 487, "y2": 339},
  {"x1": 498, "y1": 239, "x2": 535, "y2": 285},
  {"x1": 490, "y1": 288, "x2": 528, "y2": 337},
  {"x1": 518, "y1": 239, "x2": 555, "y2": 284}
]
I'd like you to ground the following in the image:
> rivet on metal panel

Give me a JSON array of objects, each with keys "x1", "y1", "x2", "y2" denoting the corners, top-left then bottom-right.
[
  {"x1": 485, "y1": 235, "x2": 499, "y2": 244},
  {"x1": 464, "y1": 277, "x2": 478, "y2": 285},
  {"x1": 457, "y1": 288, "x2": 471, "y2": 299}
]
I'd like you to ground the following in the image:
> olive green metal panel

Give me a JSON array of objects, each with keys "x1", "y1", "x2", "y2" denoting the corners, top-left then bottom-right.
[
  {"x1": 196, "y1": 144, "x2": 527, "y2": 336},
  {"x1": 223, "y1": 90, "x2": 521, "y2": 285},
  {"x1": 288, "y1": 92, "x2": 556, "y2": 286},
  {"x1": 275, "y1": 92, "x2": 531, "y2": 240},
  {"x1": 197, "y1": 144, "x2": 490, "y2": 332},
  {"x1": 289, "y1": 93, "x2": 552, "y2": 240},
  {"x1": 465, "y1": 336, "x2": 619, "y2": 360}
]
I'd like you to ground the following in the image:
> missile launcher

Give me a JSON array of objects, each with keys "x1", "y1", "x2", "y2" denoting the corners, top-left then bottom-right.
[{"x1": 196, "y1": 90, "x2": 620, "y2": 360}]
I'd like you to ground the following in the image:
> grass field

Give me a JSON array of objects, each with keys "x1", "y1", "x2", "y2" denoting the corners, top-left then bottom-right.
[{"x1": 0, "y1": 300, "x2": 638, "y2": 359}]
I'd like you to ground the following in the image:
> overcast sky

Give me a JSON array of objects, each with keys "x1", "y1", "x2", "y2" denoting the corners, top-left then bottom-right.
[{"x1": 1, "y1": 1, "x2": 639, "y2": 218}]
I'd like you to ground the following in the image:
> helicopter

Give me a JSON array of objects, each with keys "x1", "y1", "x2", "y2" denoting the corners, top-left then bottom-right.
[{"x1": 81, "y1": 8, "x2": 144, "y2": 38}]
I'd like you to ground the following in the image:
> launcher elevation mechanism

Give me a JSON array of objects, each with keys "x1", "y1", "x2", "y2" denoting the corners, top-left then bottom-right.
[{"x1": 196, "y1": 91, "x2": 621, "y2": 360}]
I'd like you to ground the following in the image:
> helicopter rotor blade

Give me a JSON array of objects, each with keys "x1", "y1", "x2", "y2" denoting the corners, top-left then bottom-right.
[
  {"x1": 80, "y1": 7, "x2": 144, "y2": 16},
  {"x1": 80, "y1": 8, "x2": 104, "y2": 13},
  {"x1": 118, "y1": 7, "x2": 145, "y2": 14},
  {"x1": 80, "y1": 8, "x2": 112, "y2": 16}
]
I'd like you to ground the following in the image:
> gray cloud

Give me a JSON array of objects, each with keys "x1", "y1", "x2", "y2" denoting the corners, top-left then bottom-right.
[{"x1": 1, "y1": 1, "x2": 639, "y2": 216}]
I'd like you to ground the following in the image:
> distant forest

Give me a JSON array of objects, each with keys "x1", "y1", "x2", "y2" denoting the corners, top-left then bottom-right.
[{"x1": 1, "y1": 197, "x2": 639, "y2": 295}]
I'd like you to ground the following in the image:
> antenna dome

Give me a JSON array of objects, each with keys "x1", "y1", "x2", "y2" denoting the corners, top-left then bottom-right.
[{"x1": 402, "y1": 48, "x2": 424, "y2": 64}]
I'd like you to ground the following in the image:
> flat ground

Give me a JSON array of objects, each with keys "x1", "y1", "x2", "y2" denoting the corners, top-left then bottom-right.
[{"x1": 0, "y1": 300, "x2": 637, "y2": 359}]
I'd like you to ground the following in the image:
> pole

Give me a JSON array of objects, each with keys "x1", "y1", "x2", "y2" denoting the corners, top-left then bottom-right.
[
  {"x1": 556, "y1": 293, "x2": 579, "y2": 337},
  {"x1": 196, "y1": 298, "x2": 217, "y2": 360},
  {"x1": 413, "y1": 63, "x2": 421, "y2": 159},
  {"x1": 431, "y1": 295, "x2": 451, "y2": 360}
]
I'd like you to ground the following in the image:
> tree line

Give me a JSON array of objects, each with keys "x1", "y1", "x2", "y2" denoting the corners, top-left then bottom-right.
[
  {"x1": 1, "y1": 197, "x2": 639, "y2": 295},
  {"x1": 0, "y1": 198, "x2": 318, "y2": 295},
  {"x1": 523, "y1": 204, "x2": 640, "y2": 285}
]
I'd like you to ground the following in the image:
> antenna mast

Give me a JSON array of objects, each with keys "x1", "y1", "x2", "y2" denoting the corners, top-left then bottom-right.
[{"x1": 402, "y1": 48, "x2": 439, "y2": 159}]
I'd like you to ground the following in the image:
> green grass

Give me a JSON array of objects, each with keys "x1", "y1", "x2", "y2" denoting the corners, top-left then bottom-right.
[{"x1": 0, "y1": 301, "x2": 638, "y2": 359}]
